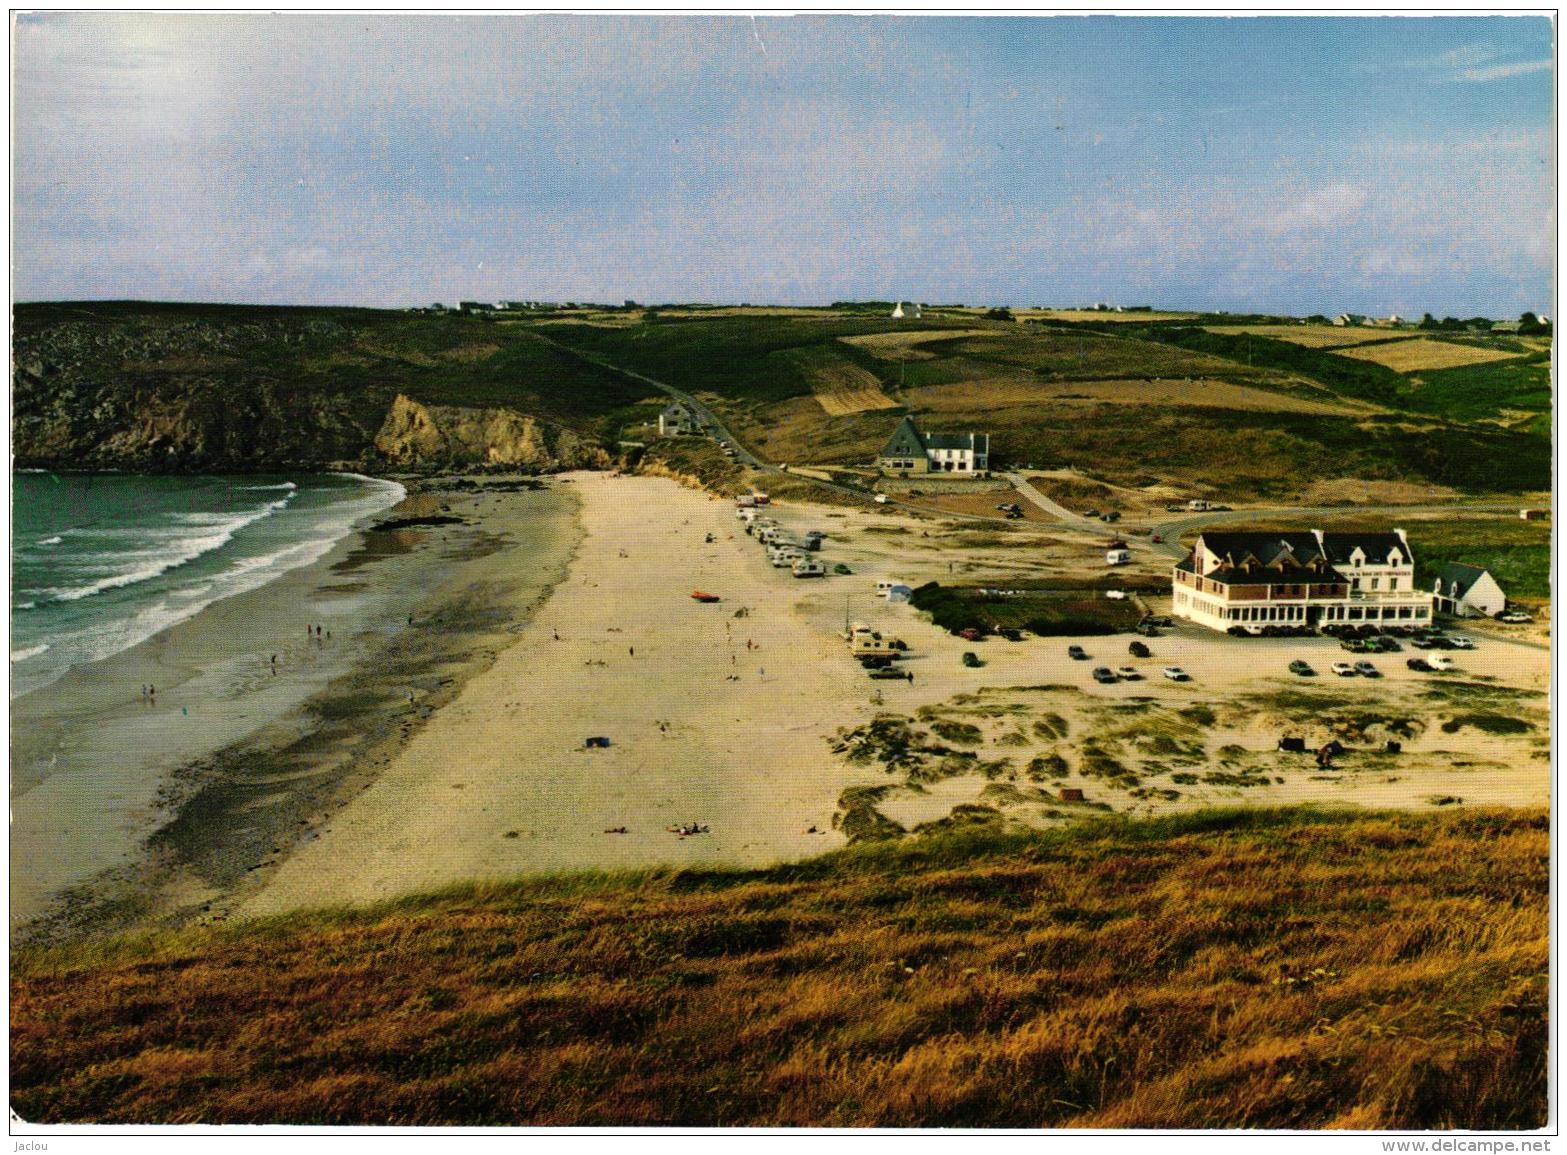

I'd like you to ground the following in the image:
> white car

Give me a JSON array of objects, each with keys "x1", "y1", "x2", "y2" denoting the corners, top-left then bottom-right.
[
  {"x1": 1428, "y1": 655, "x2": 1455, "y2": 670},
  {"x1": 1330, "y1": 661, "x2": 1357, "y2": 677},
  {"x1": 1105, "y1": 590, "x2": 1128, "y2": 600},
  {"x1": 1499, "y1": 610, "x2": 1533, "y2": 623},
  {"x1": 1162, "y1": 666, "x2": 1190, "y2": 682},
  {"x1": 1447, "y1": 636, "x2": 1476, "y2": 650}
]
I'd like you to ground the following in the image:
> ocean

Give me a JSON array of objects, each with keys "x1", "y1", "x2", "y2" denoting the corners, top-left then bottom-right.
[{"x1": 11, "y1": 471, "x2": 405, "y2": 700}]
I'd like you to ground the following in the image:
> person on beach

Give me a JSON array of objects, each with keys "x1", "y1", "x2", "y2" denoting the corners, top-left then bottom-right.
[
  {"x1": 270, "y1": 654, "x2": 278, "y2": 673},
  {"x1": 140, "y1": 684, "x2": 147, "y2": 704},
  {"x1": 553, "y1": 629, "x2": 560, "y2": 641},
  {"x1": 629, "y1": 646, "x2": 634, "y2": 658},
  {"x1": 148, "y1": 685, "x2": 156, "y2": 704}
]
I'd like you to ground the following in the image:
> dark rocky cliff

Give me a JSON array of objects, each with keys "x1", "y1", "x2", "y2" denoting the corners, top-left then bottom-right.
[{"x1": 12, "y1": 303, "x2": 655, "y2": 473}]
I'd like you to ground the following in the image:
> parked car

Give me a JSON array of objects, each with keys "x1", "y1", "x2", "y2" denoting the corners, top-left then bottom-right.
[
  {"x1": 1330, "y1": 661, "x2": 1357, "y2": 677},
  {"x1": 1092, "y1": 667, "x2": 1118, "y2": 684},
  {"x1": 962, "y1": 651, "x2": 983, "y2": 668},
  {"x1": 1499, "y1": 610, "x2": 1533, "y2": 624},
  {"x1": 1354, "y1": 660, "x2": 1381, "y2": 678},
  {"x1": 868, "y1": 666, "x2": 908, "y2": 680},
  {"x1": 1005, "y1": 509, "x2": 1023, "y2": 519},
  {"x1": 1115, "y1": 666, "x2": 1142, "y2": 680},
  {"x1": 1067, "y1": 645, "x2": 1088, "y2": 660},
  {"x1": 1102, "y1": 511, "x2": 1120, "y2": 523},
  {"x1": 1150, "y1": 534, "x2": 1163, "y2": 543},
  {"x1": 1288, "y1": 660, "x2": 1315, "y2": 677},
  {"x1": 959, "y1": 627, "x2": 984, "y2": 642},
  {"x1": 1448, "y1": 636, "x2": 1476, "y2": 650},
  {"x1": 1428, "y1": 655, "x2": 1455, "y2": 671},
  {"x1": 1407, "y1": 658, "x2": 1434, "y2": 672},
  {"x1": 1083, "y1": 509, "x2": 1100, "y2": 519},
  {"x1": 1128, "y1": 640, "x2": 1151, "y2": 658},
  {"x1": 1162, "y1": 666, "x2": 1190, "y2": 681}
]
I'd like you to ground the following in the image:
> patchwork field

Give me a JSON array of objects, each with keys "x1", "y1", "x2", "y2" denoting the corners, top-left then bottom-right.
[
  {"x1": 913, "y1": 376, "x2": 1364, "y2": 417},
  {"x1": 1205, "y1": 325, "x2": 1407, "y2": 349},
  {"x1": 1019, "y1": 308, "x2": 1199, "y2": 323},
  {"x1": 839, "y1": 328, "x2": 996, "y2": 361},
  {"x1": 783, "y1": 346, "x2": 902, "y2": 415},
  {"x1": 1334, "y1": 339, "x2": 1524, "y2": 373}
]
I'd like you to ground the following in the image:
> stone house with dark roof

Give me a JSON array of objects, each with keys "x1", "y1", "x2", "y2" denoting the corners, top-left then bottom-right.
[
  {"x1": 877, "y1": 417, "x2": 990, "y2": 475},
  {"x1": 1172, "y1": 528, "x2": 1433, "y2": 633}
]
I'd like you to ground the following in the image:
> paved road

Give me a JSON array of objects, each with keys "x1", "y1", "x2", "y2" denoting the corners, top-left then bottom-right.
[{"x1": 1007, "y1": 473, "x2": 1122, "y2": 536}]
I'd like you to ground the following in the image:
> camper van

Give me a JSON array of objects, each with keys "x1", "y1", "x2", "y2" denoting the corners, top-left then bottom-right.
[
  {"x1": 792, "y1": 558, "x2": 826, "y2": 578},
  {"x1": 1187, "y1": 499, "x2": 1211, "y2": 512},
  {"x1": 876, "y1": 579, "x2": 910, "y2": 598},
  {"x1": 847, "y1": 625, "x2": 906, "y2": 659},
  {"x1": 736, "y1": 494, "x2": 758, "y2": 509},
  {"x1": 769, "y1": 546, "x2": 807, "y2": 567}
]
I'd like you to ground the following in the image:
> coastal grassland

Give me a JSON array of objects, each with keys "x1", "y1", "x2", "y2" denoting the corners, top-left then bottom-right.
[
  {"x1": 532, "y1": 313, "x2": 985, "y2": 405},
  {"x1": 532, "y1": 311, "x2": 1549, "y2": 497},
  {"x1": 909, "y1": 581, "x2": 1144, "y2": 637},
  {"x1": 11, "y1": 808, "x2": 1547, "y2": 1128}
]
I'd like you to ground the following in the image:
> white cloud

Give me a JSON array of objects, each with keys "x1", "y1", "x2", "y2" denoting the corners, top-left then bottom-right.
[{"x1": 1450, "y1": 59, "x2": 1552, "y2": 84}]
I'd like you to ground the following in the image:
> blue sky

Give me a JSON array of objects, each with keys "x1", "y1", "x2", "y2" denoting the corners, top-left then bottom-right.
[{"x1": 12, "y1": 13, "x2": 1555, "y2": 315}]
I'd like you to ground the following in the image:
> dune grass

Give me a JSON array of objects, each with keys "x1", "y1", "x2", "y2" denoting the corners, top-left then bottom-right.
[{"x1": 11, "y1": 806, "x2": 1547, "y2": 1128}]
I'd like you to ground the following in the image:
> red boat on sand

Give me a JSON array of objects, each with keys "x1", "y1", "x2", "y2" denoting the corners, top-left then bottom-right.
[{"x1": 691, "y1": 591, "x2": 721, "y2": 603}]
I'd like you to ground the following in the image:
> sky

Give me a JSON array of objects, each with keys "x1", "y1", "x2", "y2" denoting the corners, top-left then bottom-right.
[{"x1": 11, "y1": 13, "x2": 1556, "y2": 316}]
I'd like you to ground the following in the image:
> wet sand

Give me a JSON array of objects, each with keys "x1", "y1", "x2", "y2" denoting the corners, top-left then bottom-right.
[{"x1": 10, "y1": 477, "x2": 580, "y2": 939}]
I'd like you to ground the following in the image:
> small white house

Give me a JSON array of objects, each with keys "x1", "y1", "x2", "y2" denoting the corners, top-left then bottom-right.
[
  {"x1": 1432, "y1": 563, "x2": 1507, "y2": 618},
  {"x1": 1106, "y1": 540, "x2": 1132, "y2": 566}
]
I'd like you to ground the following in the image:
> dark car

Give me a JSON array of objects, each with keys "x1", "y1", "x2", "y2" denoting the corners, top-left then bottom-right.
[
  {"x1": 1068, "y1": 645, "x2": 1089, "y2": 660},
  {"x1": 1083, "y1": 509, "x2": 1100, "y2": 519},
  {"x1": 1407, "y1": 658, "x2": 1434, "y2": 672},
  {"x1": 1128, "y1": 640, "x2": 1151, "y2": 658},
  {"x1": 1354, "y1": 660, "x2": 1381, "y2": 678},
  {"x1": 962, "y1": 651, "x2": 983, "y2": 668},
  {"x1": 1092, "y1": 667, "x2": 1118, "y2": 684},
  {"x1": 958, "y1": 627, "x2": 984, "y2": 642},
  {"x1": 1102, "y1": 511, "x2": 1120, "y2": 522},
  {"x1": 1288, "y1": 660, "x2": 1315, "y2": 677},
  {"x1": 998, "y1": 628, "x2": 1023, "y2": 642}
]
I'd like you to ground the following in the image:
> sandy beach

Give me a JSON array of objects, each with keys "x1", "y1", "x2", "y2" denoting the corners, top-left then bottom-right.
[
  {"x1": 15, "y1": 467, "x2": 1550, "y2": 939},
  {"x1": 244, "y1": 473, "x2": 888, "y2": 915}
]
